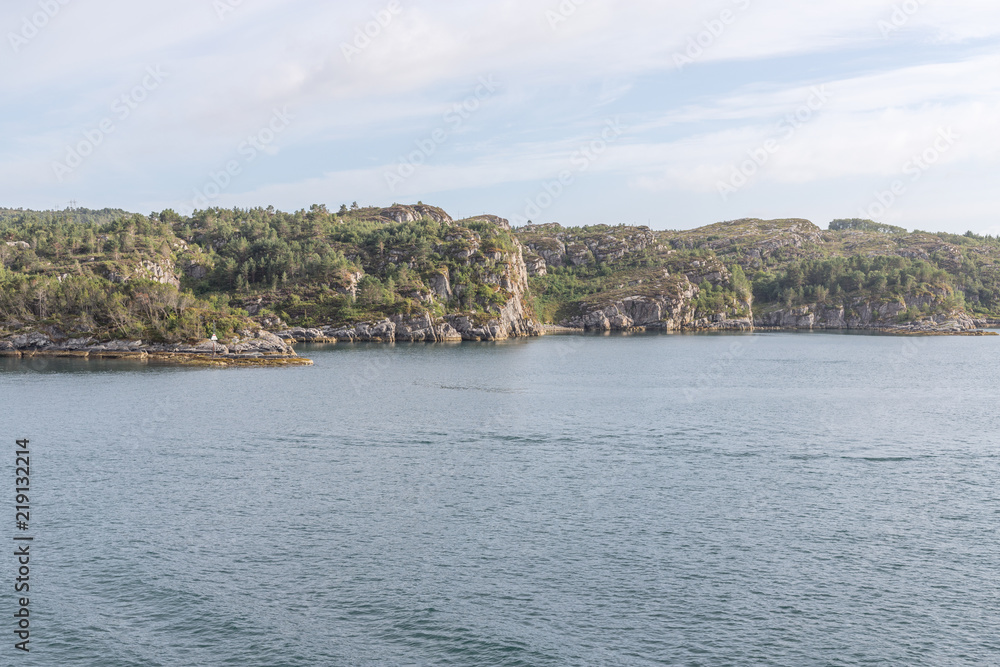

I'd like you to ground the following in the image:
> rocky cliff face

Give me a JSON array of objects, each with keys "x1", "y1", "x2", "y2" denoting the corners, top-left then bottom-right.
[
  {"x1": 561, "y1": 286, "x2": 976, "y2": 334},
  {"x1": 561, "y1": 278, "x2": 699, "y2": 332},
  {"x1": 435, "y1": 222, "x2": 540, "y2": 339},
  {"x1": 518, "y1": 223, "x2": 662, "y2": 276},
  {"x1": 559, "y1": 259, "x2": 754, "y2": 333},
  {"x1": 562, "y1": 283, "x2": 974, "y2": 334},
  {"x1": 277, "y1": 224, "x2": 541, "y2": 343},
  {"x1": 755, "y1": 293, "x2": 976, "y2": 332},
  {"x1": 282, "y1": 259, "x2": 540, "y2": 343}
]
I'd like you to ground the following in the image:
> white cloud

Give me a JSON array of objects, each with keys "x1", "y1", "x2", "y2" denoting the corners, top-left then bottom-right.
[
  {"x1": 2, "y1": 0, "x2": 1000, "y2": 231},
  {"x1": 628, "y1": 53, "x2": 1000, "y2": 193}
]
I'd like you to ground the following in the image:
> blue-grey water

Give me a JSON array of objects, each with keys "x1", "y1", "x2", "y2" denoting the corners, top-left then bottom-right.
[{"x1": 2, "y1": 332, "x2": 999, "y2": 666}]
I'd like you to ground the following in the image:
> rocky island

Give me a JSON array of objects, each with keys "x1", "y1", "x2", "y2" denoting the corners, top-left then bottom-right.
[{"x1": 2, "y1": 205, "x2": 998, "y2": 365}]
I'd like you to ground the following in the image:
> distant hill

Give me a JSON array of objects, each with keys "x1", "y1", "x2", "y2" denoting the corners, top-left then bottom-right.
[{"x1": 518, "y1": 217, "x2": 999, "y2": 332}]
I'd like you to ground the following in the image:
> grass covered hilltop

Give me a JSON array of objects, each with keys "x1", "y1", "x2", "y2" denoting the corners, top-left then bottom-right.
[{"x1": 1, "y1": 204, "x2": 999, "y2": 355}]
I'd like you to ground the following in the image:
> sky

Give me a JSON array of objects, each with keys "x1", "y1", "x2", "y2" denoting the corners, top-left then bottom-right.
[{"x1": 1, "y1": 0, "x2": 999, "y2": 234}]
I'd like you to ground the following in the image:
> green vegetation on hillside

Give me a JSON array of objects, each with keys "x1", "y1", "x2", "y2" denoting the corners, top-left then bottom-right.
[
  {"x1": 663, "y1": 218, "x2": 1000, "y2": 316},
  {"x1": 828, "y1": 218, "x2": 907, "y2": 234},
  {"x1": 0, "y1": 205, "x2": 526, "y2": 340},
  {"x1": 522, "y1": 217, "x2": 1000, "y2": 323},
  {"x1": 750, "y1": 256, "x2": 962, "y2": 313}
]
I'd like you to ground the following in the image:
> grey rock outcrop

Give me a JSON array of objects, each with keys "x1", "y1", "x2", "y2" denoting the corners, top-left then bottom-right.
[
  {"x1": 561, "y1": 277, "x2": 750, "y2": 332},
  {"x1": 559, "y1": 259, "x2": 752, "y2": 333},
  {"x1": 429, "y1": 270, "x2": 452, "y2": 301},
  {"x1": 184, "y1": 261, "x2": 209, "y2": 280},
  {"x1": 379, "y1": 204, "x2": 453, "y2": 225},
  {"x1": 754, "y1": 293, "x2": 977, "y2": 332},
  {"x1": 106, "y1": 259, "x2": 181, "y2": 288},
  {"x1": 519, "y1": 224, "x2": 661, "y2": 274}
]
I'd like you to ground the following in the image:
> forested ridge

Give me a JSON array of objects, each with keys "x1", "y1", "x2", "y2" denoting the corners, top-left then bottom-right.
[{"x1": 0, "y1": 203, "x2": 523, "y2": 341}]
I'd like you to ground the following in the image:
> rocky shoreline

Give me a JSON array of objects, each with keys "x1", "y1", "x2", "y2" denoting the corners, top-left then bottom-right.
[
  {"x1": 0, "y1": 329, "x2": 313, "y2": 367},
  {"x1": 538, "y1": 324, "x2": 997, "y2": 337},
  {"x1": 1, "y1": 320, "x2": 995, "y2": 368},
  {"x1": 275, "y1": 310, "x2": 541, "y2": 345},
  {"x1": 529, "y1": 296, "x2": 990, "y2": 337},
  {"x1": 752, "y1": 326, "x2": 997, "y2": 336},
  {"x1": 275, "y1": 317, "x2": 997, "y2": 344}
]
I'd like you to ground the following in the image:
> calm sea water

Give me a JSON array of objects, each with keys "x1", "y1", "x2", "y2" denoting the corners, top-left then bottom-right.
[{"x1": 1, "y1": 332, "x2": 999, "y2": 666}]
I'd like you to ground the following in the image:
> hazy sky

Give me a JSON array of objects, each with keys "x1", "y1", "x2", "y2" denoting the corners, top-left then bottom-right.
[{"x1": 2, "y1": 0, "x2": 998, "y2": 233}]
